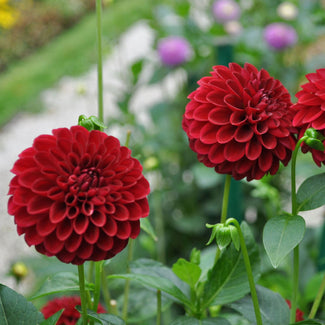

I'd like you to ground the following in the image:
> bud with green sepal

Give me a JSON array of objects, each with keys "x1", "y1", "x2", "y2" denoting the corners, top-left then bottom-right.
[
  {"x1": 303, "y1": 127, "x2": 325, "y2": 151},
  {"x1": 78, "y1": 115, "x2": 107, "y2": 131}
]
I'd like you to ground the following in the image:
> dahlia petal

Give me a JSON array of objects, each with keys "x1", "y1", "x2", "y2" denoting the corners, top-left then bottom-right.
[
  {"x1": 193, "y1": 103, "x2": 213, "y2": 121},
  {"x1": 81, "y1": 201, "x2": 94, "y2": 216},
  {"x1": 27, "y1": 196, "x2": 52, "y2": 214},
  {"x1": 126, "y1": 202, "x2": 142, "y2": 220},
  {"x1": 292, "y1": 108, "x2": 306, "y2": 127},
  {"x1": 104, "y1": 202, "x2": 116, "y2": 214},
  {"x1": 224, "y1": 141, "x2": 245, "y2": 162},
  {"x1": 12, "y1": 187, "x2": 35, "y2": 206},
  {"x1": 130, "y1": 220, "x2": 141, "y2": 238},
  {"x1": 114, "y1": 204, "x2": 130, "y2": 221},
  {"x1": 194, "y1": 87, "x2": 211, "y2": 103},
  {"x1": 97, "y1": 234, "x2": 114, "y2": 251},
  {"x1": 90, "y1": 210, "x2": 107, "y2": 227},
  {"x1": 18, "y1": 168, "x2": 41, "y2": 187},
  {"x1": 216, "y1": 124, "x2": 236, "y2": 143},
  {"x1": 208, "y1": 108, "x2": 231, "y2": 125},
  {"x1": 67, "y1": 206, "x2": 79, "y2": 219},
  {"x1": 119, "y1": 191, "x2": 135, "y2": 203},
  {"x1": 102, "y1": 217, "x2": 118, "y2": 236},
  {"x1": 84, "y1": 224, "x2": 100, "y2": 244},
  {"x1": 188, "y1": 120, "x2": 206, "y2": 138},
  {"x1": 312, "y1": 113, "x2": 325, "y2": 130},
  {"x1": 36, "y1": 218, "x2": 56, "y2": 237},
  {"x1": 258, "y1": 150, "x2": 273, "y2": 172},
  {"x1": 50, "y1": 201, "x2": 67, "y2": 223},
  {"x1": 299, "y1": 93, "x2": 322, "y2": 105},
  {"x1": 229, "y1": 111, "x2": 247, "y2": 126},
  {"x1": 200, "y1": 123, "x2": 218, "y2": 144},
  {"x1": 25, "y1": 227, "x2": 44, "y2": 246},
  {"x1": 56, "y1": 219, "x2": 73, "y2": 241},
  {"x1": 73, "y1": 215, "x2": 89, "y2": 235},
  {"x1": 193, "y1": 139, "x2": 210, "y2": 154},
  {"x1": 57, "y1": 138, "x2": 73, "y2": 153},
  {"x1": 65, "y1": 232, "x2": 82, "y2": 252},
  {"x1": 269, "y1": 127, "x2": 289, "y2": 137},
  {"x1": 56, "y1": 249, "x2": 77, "y2": 264},
  {"x1": 274, "y1": 144, "x2": 287, "y2": 160},
  {"x1": 77, "y1": 241, "x2": 94, "y2": 260},
  {"x1": 14, "y1": 207, "x2": 39, "y2": 227},
  {"x1": 33, "y1": 135, "x2": 56, "y2": 151},
  {"x1": 259, "y1": 133, "x2": 277, "y2": 149},
  {"x1": 206, "y1": 91, "x2": 227, "y2": 106},
  {"x1": 301, "y1": 107, "x2": 324, "y2": 123},
  {"x1": 137, "y1": 198, "x2": 150, "y2": 218},
  {"x1": 116, "y1": 221, "x2": 132, "y2": 239},
  {"x1": 246, "y1": 137, "x2": 262, "y2": 160},
  {"x1": 254, "y1": 121, "x2": 269, "y2": 135},
  {"x1": 208, "y1": 143, "x2": 226, "y2": 164},
  {"x1": 184, "y1": 101, "x2": 198, "y2": 119},
  {"x1": 43, "y1": 233, "x2": 64, "y2": 254},
  {"x1": 128, "y1": 177, "x2": 150, "y2": 199},
  {"x1": 11, "y1": 157, "x2": 36, "y2": 174},
  {"x1": 234, "y1": 158, "x2": 255, "y2": 174},
  {"x1": 224, "y1": 94, "x2": 244, "y2": 111},
  {"x1": 226, "y1": 79, "x2": 242, "y2": 96},
  {"x1": 214, "y1": 66, "x2": 233, "y2": 80},
  {"x1": 31, "y1": 178, "x2": 56, "y2": 195},
  {"x1": 234, "y1": 125, "x2": 253, "y2": 142},
  {"x1": 110, "y1": 238, "x2": 128, "y2": 256}
]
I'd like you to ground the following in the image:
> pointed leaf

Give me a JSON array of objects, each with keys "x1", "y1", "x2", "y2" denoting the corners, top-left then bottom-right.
[
  {"x1": 170, "y1": 316, "x2": 231, "y2": 325},
  {"x1": 230, "y1": 285, "x2": 290, "y2": 325},
  {"x1": 172, "y1": 258, "x2": 201, "y2": 289},
  {"x1": 202, "y1": 222, "x2": 260, "y2": 307},
  {"x1": 30, "y1": 272, "x2": 93, "y2": 300},
  {"x1": 140, "y1": 218, "x2": 157, "y2": 241},
  {"x1": 263, "y1": 215, "x2": 305, "y2": 268},
  {"x1": 0, "y1": 284, "x2": 44, "y2": 325},
  {"x1": 40, "y1": 310, "x2": 63, "y2": 325},
  {"x1": 297, "y1": 173, "x2": 325, "y2": 211},
  {"x1": 85, "y1": 309, "x2": 125, "y2": 325},
  {"x1": 292, "y1": 320, "x2": 324, "y2": 325}
]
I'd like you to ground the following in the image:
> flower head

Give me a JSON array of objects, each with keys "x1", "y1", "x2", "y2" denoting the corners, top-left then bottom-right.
[
  {"x1": 8, "y1": 126, "x2": 150, "y2": 265},
  {"x1": 286, "y1": 300, "x2": 304, "y2": 322},
  {"x1": 212, "y1": 0, "x2": 241, "y2": 24},
  {"x1": 41, "y1": 296, "x2": 106, "y2": 325},
  {"x1": 182, "y1": 63, "x2": 297, "y2": 181},
  {"x1": 292, "y1": 69, "x2": 325, "y2": 165},
  {"x1": 277, "y1": 2, "x2": 298, "y2": 21},
  {"x1": 157, "y1": 36, "x2": 192, "y2": 67},
  {"x1": 264, "y1": 22, "x2": 298, "y2": 50}
]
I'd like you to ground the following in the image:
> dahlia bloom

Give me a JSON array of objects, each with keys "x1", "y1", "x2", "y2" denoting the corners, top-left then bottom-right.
[
  {"x1": 264, "y1": 22, "x2": 298, "y2": 51},
  {"x1": 41, "y1": 296, "x2": 106, "y2": 325},
  {"x1": 8, "y1": 126, "x2": 150, "y2": 264},
  {"x1": 157, "y1": 36, "x2": 192, "y2": 67},
  {"x1": 292, "y1": 69, "x2": 325, "y2": 165},
  {"x1": 286, "y1": 300, "x2": 304, "y2": 322},
  {"x1": 212, "y1": 0, "x2": 241, "y2": 24},
  {"x1": 182, "y1": 63, "x2": 297, "y2": 181}
]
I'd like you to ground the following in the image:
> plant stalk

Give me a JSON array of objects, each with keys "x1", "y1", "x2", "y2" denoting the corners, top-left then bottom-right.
[
  {"x1": 220, "y1": 175, "x2": 232, "y2": 224},
  {"x1": 226, "y1": 218, "x2": 263, "y2": 325},
  {"x1": 157, "y1": 290, "x2": 162, "y2": 325},
  {"x1": 308, "y1": 272, "x2": 325, "y2": 319},
  {"x1": 78, "y1": 264, "x2": 88, "y2": 325},
  {"x1": 96, "y1": 0, "x2": 104, "y2": 124}
]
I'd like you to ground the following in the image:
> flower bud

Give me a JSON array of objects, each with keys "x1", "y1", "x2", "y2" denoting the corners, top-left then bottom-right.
[
  {"x1": 264, "y1": 22, "x2": 297, "y2": 51},
  {"x1": 304, "y1": 128, "x2": 325, "y2": 151},
  {"x1": 10, "y1": 262, "x2": 28, "y2": 283},
  {"x1": 216, "y1": 225, "x2": 232, "y2": 250}
]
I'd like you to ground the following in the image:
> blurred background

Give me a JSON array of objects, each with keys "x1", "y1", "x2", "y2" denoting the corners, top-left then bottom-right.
[{"x1": 0, "y1": 0, "x2": 325, "y2": 322}]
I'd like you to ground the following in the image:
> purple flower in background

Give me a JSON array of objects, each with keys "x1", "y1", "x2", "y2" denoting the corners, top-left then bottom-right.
[
  {"x1": 157, "y1": 36, "x2": 192, "y2": 67},
  {"x1": 212, "y1": 0, "x2": 241, "y2": 24},
  {"x1": 264, "y1": 23, "x2": 298, "y2": 50}
]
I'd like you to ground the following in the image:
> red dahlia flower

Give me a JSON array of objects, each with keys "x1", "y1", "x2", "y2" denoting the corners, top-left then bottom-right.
[
  {"x1": 41, "y1": 296, "x2": 106, "y2": 325},
  {"x1": 8, "y1": 126, "x2": 150, "y2": 264},
  {"x1": 292, "y1": 68, "x2": 325, "y2": 165},
  {"x1": 286, "y1": 299, "x2": 304, "y2": 322},
  {"x1": 182, "y1": 63, "x2": 297, "y2": 180}
]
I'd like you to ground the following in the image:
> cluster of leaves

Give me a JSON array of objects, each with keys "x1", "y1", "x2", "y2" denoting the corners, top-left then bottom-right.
[{"x1": 0, "y1": 0, "x2": 95, "y2": 72}]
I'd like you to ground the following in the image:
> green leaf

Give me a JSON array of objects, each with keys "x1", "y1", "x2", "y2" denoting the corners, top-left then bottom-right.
[
  {"x1": 0, "y1": 284, "x2": 44, "y2": 325},
  {"x1": 230, "y1": 285, "x2": 290, "y2": 325},
  {"x1": 297, "y1": 173, "x2": 325, "y2": 211},
  {"x1": 109, "y1": 259, "x2": 191, "y2": 308},
  {"x1": 202, "y1": 222, "x2": 260, "y2": 307},
  {"x1": 140, "y1": 218, "x2": 157, "y2": 241},
  {"x1": 263, "y1": 215, "x2": 305, "y2": 268},
  {"x1": 304, "y1": 271, "x2": 325, "y2": 302},
  {"x1": 131, "y1": 59, "x2": 144, "y2": 85},
  {"x1": 292, "y1": 321, "x2": 324, "y2": 325},
  {"x1": 30, "y1": 272, "x2": 93, "y2": 300},
  {"x1": 85, "y1": 309, "x2": 125, "y2": 325},
  {"x1": 170, "y1": 316, "x2": 231, "y2": 325},
  {"x1": 40, "y1": 310, "x2": 63, "y2": 325},
  {"x1": 172, "y1": 258, "x2": 202, "y2": 289}
]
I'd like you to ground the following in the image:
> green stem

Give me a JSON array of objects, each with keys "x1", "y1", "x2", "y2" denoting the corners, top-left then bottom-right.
[
  {"x1": 101, "y1": 266, "x2": 113, "y2": 314},
  {"x1": 122, "y1": 239, "x2": 135, "y2": 320},
  {"x1": 309, "y1": 272, "x2": 325, "y2": 319},
  {"x1": 96, "y1": 0, "x2": 104, "y2": 124},
  {"x1": 220, "y1": 175, "x2": 232, "y2": 224},
  {"x1": 92, "y1": 261, "x2": 103, "y2": 312},
  {"x1": 78, "y1": 264, "x2": 88, "y2": 325},
  {"x1": 290, "y1": 137, "x2": 305, "y2": 323},
  {"x1": 157, "y1": 290, "x2": 162, "y2": 325},
  {"x1": 226, "y1": 218, "x2": 263, "y2": 325}
]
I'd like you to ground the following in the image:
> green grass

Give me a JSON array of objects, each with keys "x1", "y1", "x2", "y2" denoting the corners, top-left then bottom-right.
[{"x1": 0, "y1": 0, "x2": 155, "y2": 127}]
